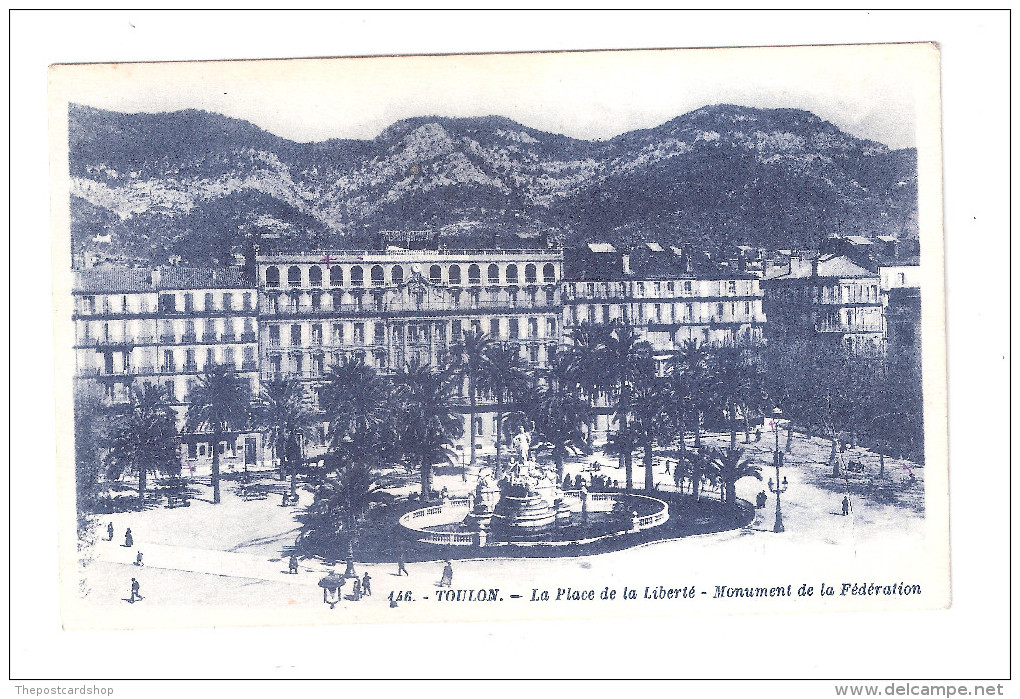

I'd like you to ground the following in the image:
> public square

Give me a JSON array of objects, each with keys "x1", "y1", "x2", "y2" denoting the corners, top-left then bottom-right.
[{"x1": 78, "y1": 428, "x2": 926, "y2": 618}]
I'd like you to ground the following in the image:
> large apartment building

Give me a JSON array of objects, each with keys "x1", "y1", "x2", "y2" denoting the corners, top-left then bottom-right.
[
  {"x1": 255, "y1": 248, "x2": 564, "y2": 450},
  {"x1": 73, "y1": 266, "x2": 264, "y2": 473},
  {"x1": 561, "y1": 243, "x2": 766, "y2": 359},
  {"x1": 760, "y1": 253, "x2": 885, "y2": 354}
]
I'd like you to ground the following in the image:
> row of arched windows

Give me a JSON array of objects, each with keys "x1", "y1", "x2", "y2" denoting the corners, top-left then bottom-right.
[{"x1": 264, "y1": 262, "x2": 557, "y2": 288}]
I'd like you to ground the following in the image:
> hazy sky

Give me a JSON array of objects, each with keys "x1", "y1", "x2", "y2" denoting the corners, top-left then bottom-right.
[{"x1": 55, "y1": 44, "x2": 933, "y2": 149}]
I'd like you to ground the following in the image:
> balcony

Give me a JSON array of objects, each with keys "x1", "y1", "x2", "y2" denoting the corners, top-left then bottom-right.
[
  {"x1": 183, "y1": 362, "x2": 199, "y2": 373},
  {"x1": 201, "y1": 332, "x2": 218, "y2": 342},
  {"x1": 241, "y1": 360, "x2": 258, "y2": 371},
  {"x1": 221, "y1": 333, "x2": 237, "y2": 342},
  {"x1": 134, "y1": 365, "x2": 155, "y2": 376},
  {"x1": 160, "y1": 364, "x2": 177, "y2": 374},
  {"x1": 240, "y1": 332, "x2": 257, "y2": 343},
  {"x1": 159, "y1": 334, "x2": 176, "y2": 344},
  {"x1": 181, "y1": 333, "x2": 198, "y2": 344}
]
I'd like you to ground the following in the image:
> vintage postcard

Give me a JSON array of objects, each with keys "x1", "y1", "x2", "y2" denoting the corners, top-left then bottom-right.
[{"x1": 50, "y1": 43, "x2": 947, "y2": 630}]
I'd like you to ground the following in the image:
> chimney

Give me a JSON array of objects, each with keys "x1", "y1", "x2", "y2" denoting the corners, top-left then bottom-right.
[
  {"x1": 621, "y1": 254, "x2": 632, "y2": 275},
  {"x1": 150, "y1": 268, "x2": 161, "y2": 287}
]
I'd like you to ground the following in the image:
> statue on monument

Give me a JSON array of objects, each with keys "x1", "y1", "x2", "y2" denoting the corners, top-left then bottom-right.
[{"x1": 512, "y1": 425, "x2": 532, "y2": 463}]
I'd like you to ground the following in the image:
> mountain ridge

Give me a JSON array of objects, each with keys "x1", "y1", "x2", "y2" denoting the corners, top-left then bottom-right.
[{"x1": 68, "y1": 103, "x2": 918, "y2": 266}]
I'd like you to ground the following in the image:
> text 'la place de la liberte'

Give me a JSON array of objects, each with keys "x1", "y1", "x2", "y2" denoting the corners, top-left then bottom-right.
[{"x1": 418, "y1": 581, "x2": 924, "y2": 603}]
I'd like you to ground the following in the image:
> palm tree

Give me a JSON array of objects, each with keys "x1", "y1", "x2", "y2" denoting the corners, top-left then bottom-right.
[
  {"x1": 257, "y1": 377, "x2": 318, "y2": 500},
  {"x1": 106, "y1": 383, "x2": 181, "y2": 510},
  {"x1": 302, "y1": 460, "x2": 391, "y2": 565},
  {"x1": 668, "y1": 339, "x2": 712, "y2": 450},
  {"x1": 449, "y1": 329, "x2": 493, "y2": 466},
  {"x1": 392, "y1": 360, "x2": 464, "y2": 499},
  {"x1": 528, "y1": 349, "x2": 592, "y2": 481},
  {"x1": 629, "y1": 373, "x2": 672, "y2": 492},
  {"x1": 601, "y1": 319, "x2": 653, "y2": 492},
  {"x1": 705, "y1": 447, "x2": 762, "y2": 504},
  {"x1": 566, "y1": 322, "x2": 611, "y2": 445},
  {"x1": 318, "y1": 356, "x2": 390, "y2": 465},
  {"x1": 711, "y1": 345, "x2": 754, "y2": 450},
  {"x1": 476, "y1": 342, "x2": 532, "y2": 477},
  {"x1": 185, "y1": 364, "x2": 253, "y2": 504},
  {"x1": 74, "y1": 382, "x2": 109, "y2": 532}
]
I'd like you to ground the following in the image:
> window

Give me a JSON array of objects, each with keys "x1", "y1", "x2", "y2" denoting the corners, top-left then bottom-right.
[
  {"x1": 204, "y1": 293, "x2": 214, "y2": 311},
  {"x1": 717, "y1": 303, "x2": 725, "y2": 318},
  {"x1": 430, "y1": 265, "x2": 442, "y2": 284},
  {"x1": 162, "y1": 350, "x2": 175, "y2": 372},
  {"x1": 391, "y1": 266, "x2": 404, "y2": 285},
  {"x1": 243, "y1": 346, "x2": 255, "y2": 365},
  {"x1": 371, "y1": 265, "x2": 385, "y2": 286},
  {"x1": 667, "y1": 282, "x2": 674, "y2": 294},
  {"x1": 288, "y1": 266, "x2": 302, "y2": 287},
  {"x1": 528, "y1": 317, "x2": 538, "y2": 337},
  {"x1": 489, "y1": 318, "x2": 500, "y2": 336},
  {"x1": 183, "y1": 293, "x2": 194, "y2": 313},
  {"x1": 547, "y1": 317, "x2": 556, "y2": 335},
  {"x1": 655, "y1": 304, "x2": 662, "y2": 322},
  {"x1": 506, "y1": 264, "x2": 519, "y2": 284},
  {"x1": 265, "y1": 266, "x2": 280, "y2": 287},
  {"x1": 198, "y1": 443, "x2": 207, "y2": 457},
  {"x1": 529, "y1": 345, "x2": 539, "y2": 363},
  {"x1": 543, "y1": 263, "x2": 556, "y2": 283},
  {"x1": 206, "y1": 348, "x2": 216, "y2": 367},
  {"x1": 223, "y1": 293, "x2": 232, "y2": 311},
  {"x1": 188, "y1": 442, "x2": 197, "y2": 459},
  {"x1": 488, "y1": 264, "x2": 500, "y2": 285},
  {"x1": 158, "y1": 294, "x2": 176, "y2": 313},
  {"x1": 683, "y1": 281, "x2": 692, "y2": 294},
  {"x1": 330, "y1": 266, "x2": 343, "y2": 287},
  {"x1": 350, "y1": 266, "x2": 364, "y2": 286},
  {"x1": 449, "y1": 265, "x2": 462, "y2": 285},
  {"x1": 374, "y1": 323, "x2": 384, "y2": 344},
  {"x1": 354, "y1": 323, "x2": 365, "y2": 344},
  {"x1": 311, "y1": 324, "x2": 323, "y2": 345},
  {"x1": 468, "y1": 264, "x2": 481, "y2": 285},
  {"x1": 451, "y1": 319, "x2": 462, "y2": 337},
  {"x1": 224, "y1": 347, "x2": 235, "y2": 367},
  {"x1": 242, "y1": 293, "x2": 252, "y2": 310},
  {"x1": 311, "y1": 293, "x2": 321, "y2": 311},
  {"x1": 727, "y1": 281, "x2": 737, "y2": 295},
  {"x1": 508, "y1": 318, "x2": 519, "y2": 339},
  {"x1": 524, "y1": 264, "x2": 537, "y2": 284},
  {"x1": 309, "y1": 266, "x2": 322, "y2": 287},
  {"x1": 332, "y1": 324, "x2": 344, "y2": 344},
  {"x1": 269, "y1": 325, "x2": 280, "y2": 346},
  {"x1": 290, "y1": 325, "x2": 302, "y2": 346}
]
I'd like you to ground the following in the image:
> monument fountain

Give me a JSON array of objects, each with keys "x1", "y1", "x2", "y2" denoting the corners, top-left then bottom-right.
[{"x1": 398, "y1": 425, "x2": 671, "y2": 548}]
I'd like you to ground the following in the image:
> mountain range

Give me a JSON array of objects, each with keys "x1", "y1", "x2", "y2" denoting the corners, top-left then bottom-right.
[{"x1": 67, "y1": 103, "x2": 918, "y2": 266}]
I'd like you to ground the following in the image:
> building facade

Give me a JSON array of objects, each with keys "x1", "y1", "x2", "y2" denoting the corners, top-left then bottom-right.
[
  {"x1": 760, "y1": 254, "x2": 884, "y2": 354},
  {"x1": 73, "y1": 266, "x2": 264, "y2": 474},
  {"x1": 561, "y1": 243, "x2": 766, "y2": 359},
  {"x1": 255, "y1": 248, "x2": 564, "y2": 450}
]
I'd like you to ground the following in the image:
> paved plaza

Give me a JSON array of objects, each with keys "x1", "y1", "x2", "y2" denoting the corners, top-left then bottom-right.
[{"x1": 79, "y1": 430, "x2": 926, "y2": 614}]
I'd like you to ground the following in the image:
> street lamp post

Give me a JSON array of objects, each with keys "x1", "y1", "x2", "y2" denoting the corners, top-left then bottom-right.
[{"x1": 768, "y1": 407, "x2": 789, "y2": 533}]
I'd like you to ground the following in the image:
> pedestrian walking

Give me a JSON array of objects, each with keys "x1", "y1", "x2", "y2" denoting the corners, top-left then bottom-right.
[
  {"x1": 759, "y1": 490, "x2": 768, "y2": 509},
  {"x1": 288, "y1": 554, "x2": 299, "y2": 574},
  {"x1": 352, "y1": 577, "x2": 362, "y2": 600},
  {"x1": 135, "y1": 551, "x2": 144, "y2": 567},
  {"x1": 841, "y1": 495, "x2": 851, "y2": 516},
  {"x1": 124, "y1": 528, "x2": 133, "y2": 548},
  {"x1": 129, "y1": 578, "x2": 142, "y2": 603},
  {"x1": 664, "y1": 460, "x2": 671, "y2": 475},
  {"x1": 362, "y1": 572, "x2": 372, "y2": 596},
  {"x1": 440, "y1": 561, "x2": 453, "y2": 587},
  {"x1": 397, "y1": 552, "x2": 409, "y2": 576},
  {"x1": 107, "y1": 522, "x2": 114, "y2": 541}
]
